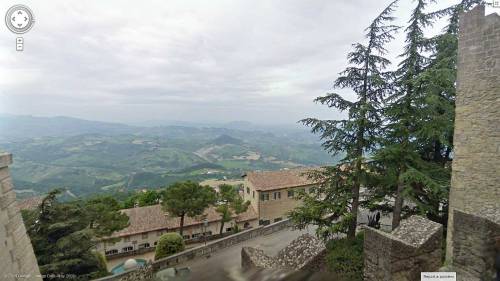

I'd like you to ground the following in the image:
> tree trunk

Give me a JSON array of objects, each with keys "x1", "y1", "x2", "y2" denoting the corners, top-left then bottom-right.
[
  {"x1": 179, "y1": 214, "x2": 185, "y2": 237},
  {"x1": 348, "y1": 152, "x2": 363, "y2": 239},
  {"x1": 348, "y1": 181, "x2": 360, "y2": 239},
  {"x1": 392, "y1": 174, "x2": 405, "y2": 229},
  {"x1": 393, "y1": 92, "x2": 411, "y2": 230},
  {"x1": 348, "y1": 84, "x2": 367, "y2": 239},
  {"x1": 347, "y1": 47, "x2": 371, "y2": 239},
  {"x1": 219, "y1": 220, "x2": 225, "y2": 235}
]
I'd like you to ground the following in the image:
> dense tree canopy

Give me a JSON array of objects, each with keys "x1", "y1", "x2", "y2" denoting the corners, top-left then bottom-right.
[
  {"x1": 122, "y1": 189, "x2": 162, "y2": 208},
  {"x1": 368, "y1": 0, "x2": 483, "y2": 228},
  {"x1": 295, "y1": 0, "x2": 484, "y2": 240},
  {"x1": 161, "y1": 181, "x2": 217, "y2": 236},
  {"x1": 22, "y1": 190, "x2": 129, "y2": 280}
]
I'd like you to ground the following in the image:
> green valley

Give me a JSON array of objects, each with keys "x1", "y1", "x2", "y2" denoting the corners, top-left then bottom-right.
[{"x1": 0, "y1": 115, "x2": 339, "y2": 199}]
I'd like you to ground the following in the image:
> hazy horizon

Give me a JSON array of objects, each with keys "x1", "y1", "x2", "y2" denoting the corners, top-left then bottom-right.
[
  {"x1": 0, "y1": 112, "x2": 310, "y2": 129},
  {"x1": 1, "y1": 0, "x2": 480, "y2": 124}
]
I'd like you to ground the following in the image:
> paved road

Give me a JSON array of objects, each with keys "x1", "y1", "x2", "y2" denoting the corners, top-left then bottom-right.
[{"x1": 157, "y1": 226, "x2": 316, "y2": 281}]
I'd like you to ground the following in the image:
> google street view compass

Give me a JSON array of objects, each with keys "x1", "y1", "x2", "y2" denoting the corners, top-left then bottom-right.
[{"x1": 5, "y1": 4, "x2": 35, "y2": 51}]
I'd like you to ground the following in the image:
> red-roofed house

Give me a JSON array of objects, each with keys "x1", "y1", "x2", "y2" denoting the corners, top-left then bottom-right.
[
  {"x1": 96, "y1": 204, "x2": 258, "y2": 257},
  {"x1": 242, "y1": 168, "x2": 318, "y2": 226}
]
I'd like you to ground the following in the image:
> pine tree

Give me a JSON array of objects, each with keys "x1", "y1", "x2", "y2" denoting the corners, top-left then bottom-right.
[
  {"x1": 406, "y1": 0, "x2": 484, "y2": 224},
  {"x1": 162, "y1": 181, "x2": 217, "y2": 236},
  {"x1": 374, "y1": 0, "x2": 440, "y2": 229},
  {"x1": 297, "y1": 0, "x2": 399, "y2": 239},
  {"x1": 372, "y1": 0, "x2": 482, "y2": 229},
  {"x1": 215, "y1": 184, "x2": 250, "y2": 235}
]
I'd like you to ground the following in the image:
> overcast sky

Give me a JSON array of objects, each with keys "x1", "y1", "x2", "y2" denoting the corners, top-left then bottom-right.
[{"x1": 0, "y1": 0, "x2": 487, "y2": 125}]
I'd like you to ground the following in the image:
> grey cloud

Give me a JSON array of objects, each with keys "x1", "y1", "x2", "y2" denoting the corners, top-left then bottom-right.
[{"x1": 0, "y1": 0, "x2": 460, "y2": 124}]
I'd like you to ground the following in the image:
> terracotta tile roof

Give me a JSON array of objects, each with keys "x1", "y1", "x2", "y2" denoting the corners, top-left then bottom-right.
[
  {"x1": 16, "y1": 196, "x2": 43, "y2": 210},
  {"x1": 244, "y1": 168, "x2": 317, "y2": 191},
  {"x1": 110, "y1": 204, "x2": 258, "y2": 238}
]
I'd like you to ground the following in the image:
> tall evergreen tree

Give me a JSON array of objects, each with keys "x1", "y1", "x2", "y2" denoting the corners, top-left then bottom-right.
[
  {"x1": 406, "y1": 0, "x2": 484, "y2": 224},
  {"x1": 371, "y1": 0, "x2": 483, "y2": 229},
  {"x1": 296, "y1": 0, "x2": 399, "y2": 239},
  {"x1": 373, "y1": 0, "x2": 438, "y2": 229}
]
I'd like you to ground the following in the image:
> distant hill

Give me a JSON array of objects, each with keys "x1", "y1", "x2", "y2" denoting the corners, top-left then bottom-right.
[
  {"x1": 0, "y1": 114, "x2": 134, "y2": 140},
  {"x1": 211, "y1": 135, "x2": 244, "y2": 146},
  {"x1": 0, "y1": 115, "x2": 340, "y2": 199}
]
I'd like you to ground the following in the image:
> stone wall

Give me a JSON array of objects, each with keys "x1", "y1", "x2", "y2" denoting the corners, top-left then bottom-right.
[
  {"x1": 446, "y1": 4, "x2": 500, "y2": 262},
  {"x1": 0, "y1": 153, "x2": 42, "y2": 281},
  {"x1": 450, "y1": 210, "x2": 499, "y2": 281},
  {"x1": 241, "y1": 234, "x2": 326, "y2": 271},
  {"x1": 93, "y1": 218, "x2": 292, "y2": 281},
  {"x1": 363, "y1": 216, "x2": 443, "y2": 281}
]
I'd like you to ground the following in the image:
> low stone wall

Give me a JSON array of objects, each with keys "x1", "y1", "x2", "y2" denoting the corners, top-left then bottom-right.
[
  {"x1": 105, "y1": 230, "x2": 237, "y2": 260},
  {"x1": 153, "y1": 219, "x2": 292, "y2": 271},
  {"x1": 93, "y1": 219, "x2": 292, "y2": 281},
  {"x1": 363, "y1": 215, "x2": 443, "y2": 281},
  {"x1": 450, "y1": 210, "x2": 500, "y2": 281},
  {"x1": 241, "y1": 233, "x2": 326, "y2": 271}
]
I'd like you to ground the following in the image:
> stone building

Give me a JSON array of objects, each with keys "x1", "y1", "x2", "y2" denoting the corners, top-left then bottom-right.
[
  {"x1": 445, "y1": 5, "x2": 500, "y2": 280},
  {"x1": 242, "y1": 169, "x2": 316, "y2": 225},
  {"x1": 96, "y1": 204, "x2": 258, "y2": 257},
  {"x1": 0, "y1": 153, "x2": 42, "y2": 281}
]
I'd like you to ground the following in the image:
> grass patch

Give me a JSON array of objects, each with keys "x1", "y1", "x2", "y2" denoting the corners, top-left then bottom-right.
[{"x1": 326, "y1": 232, "x2": 364, "y2": 281}]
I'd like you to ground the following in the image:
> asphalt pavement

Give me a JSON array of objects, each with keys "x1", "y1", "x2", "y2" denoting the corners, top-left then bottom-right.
[{"x1": 156, "y1": 226, "x2": 316, "y2": 281}]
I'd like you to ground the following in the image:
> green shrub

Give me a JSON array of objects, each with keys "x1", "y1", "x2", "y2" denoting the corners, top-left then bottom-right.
[
  {"x1": 232, "y1": 224, "x2": 240, "y2": 233},
  {"x1": 154, "y1": 232, "x2": 185, "y2": 260},
  {"x1": 326, "y1": 232, "x2": 364, "y2": 281},
  {"x1": 91, "y1": 251, "x2": 110, "y2": 278}
]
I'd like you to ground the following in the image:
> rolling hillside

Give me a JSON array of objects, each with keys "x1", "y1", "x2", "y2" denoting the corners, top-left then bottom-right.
[{"x1": 0, "y1": 115, "x2": 340, "y2": 199}]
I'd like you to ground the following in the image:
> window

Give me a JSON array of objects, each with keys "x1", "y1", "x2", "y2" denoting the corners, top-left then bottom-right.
[
  {"x1": 138, "y1": 243, "x2": 150, "y2": 249},
  {"x1": 252, "y1": 191, "x2": 255, "y2": 198},
  {"x1": 273, "y1": 191, "x2": 281, "y2": 200},
  {"x1": 244, "y1": 222, "x2": 250, "y2": 228},
  {"x1": 124, "y1": 236, "x2": 130, "y2": 242},
  {"x1": 157, "y1": 230, "x2": 165, "y2": 237},
  {"x1": 203, "y1": 231, "x2": 213, "y2": 236},
  {"x1": 105, "y1": 249, "x2": 118, "y2": 255},
  {"x1": 260, "y1": 193, "x2": 269, "y2": 201},
  {"x1": 192, "y1": 233, "x2": 202, "y2": 239},
  {"x1": 259, "y1": 219, "x2": 270, "y2": 226},
  {"x1": 183, "y1": 235, "x2": 190, "y2": 240},
  {"x1": 226, "y1": 227, "x2": 232, "y2": 232},
  {"x1": 288, "y1": 190, "x2": 294, "y2": 198},
  {"x1": 154, "y1": 241, "x2": 158, "y2": 246},
  {"x1": 142, "y1": 233, "x2": 148, "y2": 239},
  {"x1": 122, "y1": 246, "x2": 133, "y2": 252},
  {"x1": 274, "y1": 217, "x2": 282, "y2": 222},
  {"x1": 246, "y1": 187, "x2": 250, "y2": 194}
]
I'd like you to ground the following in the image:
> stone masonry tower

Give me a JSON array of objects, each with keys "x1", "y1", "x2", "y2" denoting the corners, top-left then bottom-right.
[
  {"x1": 0, "y1": 153, "x2": 42, "y2": 281},
  {"x1": 446, "y1": 4, "x2": 500, "y2": 278}
]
